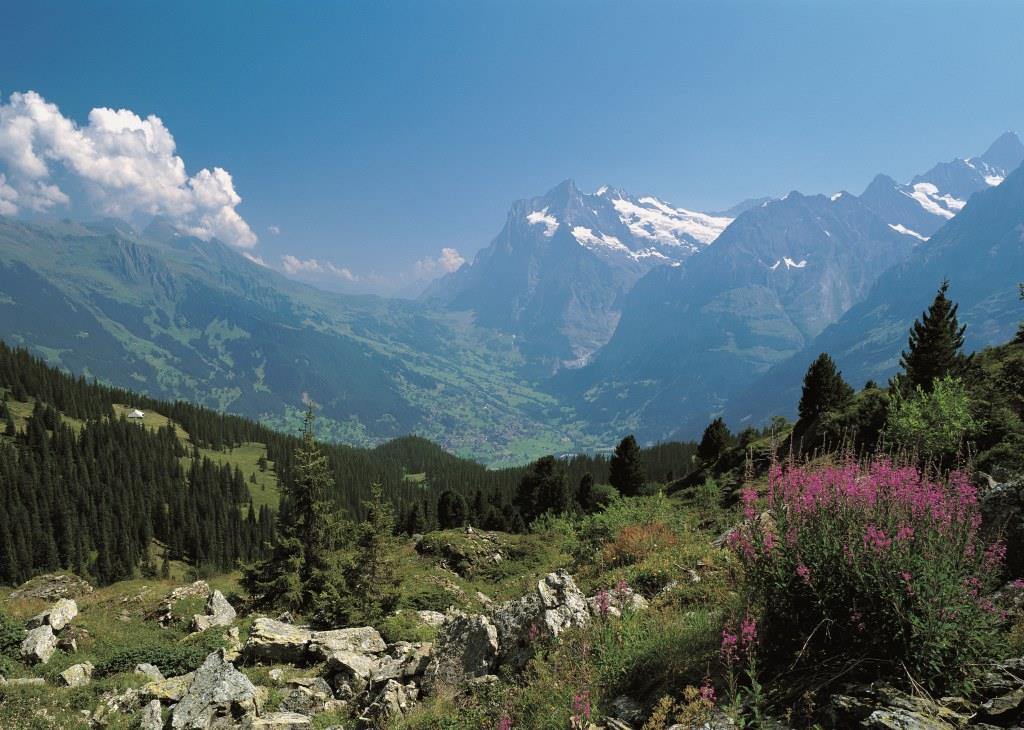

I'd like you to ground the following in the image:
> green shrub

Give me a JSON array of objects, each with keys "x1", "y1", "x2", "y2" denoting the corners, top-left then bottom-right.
[
  {"x1": 733, "y1": 458, "x2": 1002, "y2": 695},
  {"x1": 94, "y1": 629, "x2": 228, "y2": 677},
  {"x1": 0, "y1": 607, "x2": 24, "y2": 676},
  {"x1": 884, "y1": 376, "x2": 979, "y2": 459}
]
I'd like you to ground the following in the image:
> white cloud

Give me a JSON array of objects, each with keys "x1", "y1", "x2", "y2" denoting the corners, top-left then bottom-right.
[
  {"x1": 0, "y1": 90, "x2": 257, "y2": 247},
  {"x1": 281, "y1": 254, "x2": 356, "y2": 281},
  {"x1": 414, "y1": 247, "x2": 465, "y2": 280},
  {"x1": 243, "y1": 252, "x2": 268, "y2": 267},
  {"x1": 267, "y1": 225, "x2": 280, "y2": 235}
]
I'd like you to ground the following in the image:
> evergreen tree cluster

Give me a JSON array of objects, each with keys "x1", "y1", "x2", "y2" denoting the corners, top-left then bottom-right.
[{"x1": 0, "y1": 400, "x2": 271, "y2": 586}]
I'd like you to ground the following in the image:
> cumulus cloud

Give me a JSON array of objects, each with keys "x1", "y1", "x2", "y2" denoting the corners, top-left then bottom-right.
[
  {"x1": 414, "y1": 247, "x2": 465, "y2": 280},
  {"x1": 0, "y1": 90, "x2": 257, "y2": 247},
  {"x1": 267, "y1": 225, "x2": 280, "y2": 235},
  {"x1": 281, "y1": 254, "x2": 357, "y2": 282},
  {"x1": 243, "y1": 252, "x2": 268, "y2": 267}
]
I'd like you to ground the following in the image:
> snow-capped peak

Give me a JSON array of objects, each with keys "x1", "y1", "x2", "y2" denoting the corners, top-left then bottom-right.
[
  {"x1": 611, "y1": 195, "x2": 731, "y2": 248},
  {"x1": 526, "y1": 207, "x2": 559, "y2": 237}
]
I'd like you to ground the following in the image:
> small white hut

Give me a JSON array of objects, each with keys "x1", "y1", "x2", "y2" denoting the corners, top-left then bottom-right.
[{"x1": 127, "y1": 409, "x2": 145, "y2": 419}]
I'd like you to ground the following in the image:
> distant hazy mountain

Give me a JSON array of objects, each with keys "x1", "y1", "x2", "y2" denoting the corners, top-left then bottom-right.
[
  {"x1": 558, "y1": 190, "x2": 915, "y2": 441},
  {"x1": 0, "y1": 216, "x2": 588, "y2": 465},
  {"x1": 422, "y1": 179, "x2": 731, "y2": 373},
  {"x1": 726, "y1": 155, "x2": 1024, "y2": 430},
  {"x1": 859, "y1": 131, "x2": 1024, "y2": 241}
]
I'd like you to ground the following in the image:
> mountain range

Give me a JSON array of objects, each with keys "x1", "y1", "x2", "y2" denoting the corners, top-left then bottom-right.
[{"x1": 1, "y1": 131, "x2": 1022, "y2": 460}]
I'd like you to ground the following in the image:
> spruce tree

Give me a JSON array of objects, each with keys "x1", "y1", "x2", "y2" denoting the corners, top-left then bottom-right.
[
  {"x1": 577, "y1": 473, "x2": 594, "y2": 512},
  {"x1": 697, "y1": 418, "x2": 731, "y2": 463},
  {"x1": 798, "y1": 353, "x2": 854, "y2": 422},
  {"x1": 900, "y1": 280, "x2": 969, "y2": 391},
  {"x1": 609, "y1": 434, "x2": 646, "y2": 496},
  {"x1": 514, "y1": 456, "x2": 571, "y2": 524},
  {"x1": 437, "y1": 490, "x2": 469, "y2": 529}
]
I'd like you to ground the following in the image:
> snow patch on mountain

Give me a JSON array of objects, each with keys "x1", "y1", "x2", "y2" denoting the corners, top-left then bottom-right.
[
  {"x1": 526, "y1": 207, "x2": 559, "y2": 237},
  {"x1": 903, "y1": 183, "x2": 958, "y2": 219},
  {"x1": 769, "y1": 257, "x2": 808, "y2": 271},
  {"x1": 571, "y1": 226, "x2": 628, "y2": 252},
  {"x1": 610, "y1": 195, "x2": 732, "y2": 249},
  {"x1": 888, "y1": 223, "x2": 929, "y2": 242}
]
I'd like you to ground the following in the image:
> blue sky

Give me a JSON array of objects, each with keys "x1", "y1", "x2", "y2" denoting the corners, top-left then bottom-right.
[{"x1": 2, "y1": 0, "x2": 1024, "y2": 295}]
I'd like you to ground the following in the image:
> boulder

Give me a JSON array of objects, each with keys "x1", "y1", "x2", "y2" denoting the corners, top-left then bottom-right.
[
  {"x1": 135, "y1": 663, "x2": 165, "y2": 682},
  {"x1": 307, "y1": 626, "x2": 386, "y2": 660},
  {"x1": 191, "y1": 590, "x2": 237, "y2": 633},
  {"x1": 20, "y1": 624, "x2": 58, "y2": 664},
  {"x1": 492, "y1": 571, "x2": 590, "y2": 670},
  {"x1": 27, "y1": 598, "x2": 78, "y2": 632},
  {"x1": 171, "y1": 650, "x2": 261, "y2": 729},
  {"x1": 245, "y1": 712, "x2": 312, "y2": 729},
  {"x1": 611, "y1": 696, "x2": 645, "y2": 726},
  {"x1": 280, "y1": 677, "x2": 333, "y2": 716},
  {"x1": 324, "y1": 650, "x2": 380, "y2": 698},
  {"x1": 415, "y1": 610, "x2": 447, "y2": 628},
  {"x1": 980, "y1": 480, "x2": 1024, "y2": 577},
  {"x1": 244, "y1": 618, "x2": 313, "y2": 664},
  {"x1": 587, "y1": 588, "x2": 649, "y2": 618},
  {"x1": 423, "y1": 613, "x2": 498, "y2": 691},
  {"x1": 91, "y1": 688, "x2": 141, "y2": 726},
  {"x1": 141, "y1": 673, "x2": 195, "y2": 703},
  {"x1": 140, "y1": 699, "x2": 164, "y2": 730},
  {"x1": 153, "y1": 581, "x2": 211, "y2": 627},
  {"x1": 59, "y1": 661, "x2": 94, "y2": 688}
]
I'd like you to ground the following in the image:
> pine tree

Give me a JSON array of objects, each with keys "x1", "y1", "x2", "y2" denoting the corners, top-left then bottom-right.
[
  {"x1": 515, "y1": 456, "x2": 571, "y2": 524},
  {"x1": 609, "y1": 435, "x2": 646, "y2": 497},
  {"x1": 798, "y1": 353, "x2": 854, "y2": 422},
  {"x1": 437, "y1": 490, "x2": 469, "y2": 529},
  {"x1": 697, "y1": 418, "x2": 732, "y2": 463},
  {"x1": 577, "y1": 473, "x2": 594, "y2": 512},
  {"x1": 900, "y1": 280, "x2": 969, "y2": 391}
]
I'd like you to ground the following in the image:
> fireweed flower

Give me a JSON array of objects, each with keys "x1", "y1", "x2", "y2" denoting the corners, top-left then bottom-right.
[
  {"x1": 527, "y1": 623, "x2": 539, "y2": 642},
  {"x1": 497, "y1": 717, "x2": 513, "y2": 730},
  {"x1": 699, "y1": 682, "x2": 716, "y2": 704},
  {"x1": 740, "y1": 616, "x2": 758, "y2": 646},
  {"x1": 742, "y1": 487, "x2": 758, "y2": 521},
  {"x1": 595, "y1": 589, "x2": 611, "y2": 618},
  {"x1": 796, "y1": 562, "x2": 811, "y2": 584},
  {"x1": 720, "y1": 628, "x2": 739, "y2": 664},
  {"x1": 572, "y1": 690, "x2": 591, "y2": 724}
]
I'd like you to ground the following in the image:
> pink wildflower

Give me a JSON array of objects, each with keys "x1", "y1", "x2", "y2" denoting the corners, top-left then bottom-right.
[
  {"x1": 595, "y1": 589, "x2": 611, "y2": 618},
  {"x1": 796, "y1": 562, "x2": 811, "y2": 584},
  {"x1": 572, "y1": 690, "x2": 591, "y2": 723},
  {"x1": 720, "y1": 628, "x2": 739, "y2": 664},
  {"x1": 740, "y1": 615, "x2": 758, "y2": 646},
  {"x1": 700, "y1": 681, "x2": 716, "y2": 704},
  {"x1": 527, "y1": 623, "x2": 539, "y2": 642},
  {"x1": 498, "y1": 717, "x2": 513, "y2": 730}
]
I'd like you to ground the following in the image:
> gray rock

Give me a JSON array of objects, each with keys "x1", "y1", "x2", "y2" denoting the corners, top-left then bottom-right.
[
  {"x1": 59, "y1": 661, "x2": 94, "y2": 687},
  {"x1": 307, "y1": 626, "x2": 387, "y2": 660},
  {"x1": 153, "y1": 581, "x2": 211, "y2": 627},
  {"x1": 191, "y1": 590, "x2": 236, "y2": 633},
  {"x1": 324, "y1": 650, "x2": 380, "y2": 697},
  {"x1": 141, "y1": 673, "x2": 195, "y2": 703},
  {"x1": 20, "y1": 624, "x2": 58, "y2": 664},
  {"x1": 423, "y1": 613, "x2": 498, "y2": 692},
  {"x1": 611, "y1": 695, "x2": 645, "y2": 725},
  {"x1": 244, "y1": 618, "x2": 313, "y2": 664},
  {"x1": 415, "y1": 610, "x2": 447, "y2": 628},
  {"x1": 171, "y1": 650, "x2": 260, "y2": 729},
  {"x1": 359, "y1": 679, "x2": 418, "y2": 726},
  {"x1": 91, "y1": 688, "x2": 141, "y2": 726},
  {"x1": 492, "y1": 571, "x2": 590, "y2": 670},
  {"x1": 280, "y1": 677, "x2": 332, "y2": 716},
  {"x1": 136, "y1": 663, "x2": 165, "y2": 682},
  {"x1": 8, "y1": 573, "x2": 93, "y2": 601},
  {"x1": 26, "y1": 598, "x2": 78, "y2": 632},
  {"x1": 140, "y1": 699, "x2": 164, "y2": 730},
  {"x1": 4, "y1": 677, "x2": 45, "y2": 686}
]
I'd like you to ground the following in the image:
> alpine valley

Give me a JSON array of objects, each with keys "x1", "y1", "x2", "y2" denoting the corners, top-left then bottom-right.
[{"x1": 1, "y1": 131, "x2": 1023, "y2": 461}]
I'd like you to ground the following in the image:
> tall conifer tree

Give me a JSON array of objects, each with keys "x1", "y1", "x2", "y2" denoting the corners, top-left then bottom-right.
[
  {"x1": 900, "y1": 280, "x2": 969, "y2": 391},
  {"x1": 609, "y1": 435, "x2": 646, "y2": 496}
]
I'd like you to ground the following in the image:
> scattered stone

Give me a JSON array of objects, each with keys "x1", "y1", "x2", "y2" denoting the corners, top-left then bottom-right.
[
  {"x1": 280, "y1": 677, "x2": 333, "y2": 716},
  {"x1": 153, "y1": 581, "x2": 211, "y2": 627},
  {"x1": 56, "y1": 635, "x2": 78, "y2": 653},
  {"x1": 91, "y1": 688, "x2": 141, "y2": 726},
  {"x1": 423, "y1": 613, "x2": 498, "y2": 691},
  {"x1": 324, "y1": 650, "x2": 380, "y2": 698},
  {"x1": 415, "y1": 610, "x2": 447, "y2": 628},
  {"x1": 20, "y1": 624, "x2": 58, "y2": 664},
  {"x1": 8, "y1": 573, "x2": 94, "y2": 601},
  {"x1": 171, "y1": 650, "x2": 261, "y2": 729},
  {"x1": 4, "y1": 677, "x2": 45, "y2": 686},
  {"x1": 26, "y1": 598, "x2": 78, "y2": 632},
  {"x1": 359, "y1": 679, "x2": 418, "y2": 726},
  {"x1": 140, "y1": 699, "x2": 164, "y2": 730},
  {"x1": 135, "y1": 663, "x2": 165, "y2": 682},
  {"x1": 244, "y1": 618, "x2": 313, "y2": 664},
  {"x1": 475, "y1": 591, "x2": 493, "y2": 607},
  {"x1": 59, "y1": 661, "x2": 94, "y2": 687},
  {"x1": 268, "y1": 669, "x2": 284, "y2": 684},
  {"x1": 979, "y1": 687, "x2": 1024, "y2": 722}
]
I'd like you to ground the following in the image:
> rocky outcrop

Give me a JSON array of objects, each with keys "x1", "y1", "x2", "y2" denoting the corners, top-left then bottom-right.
[
  {"x1": 423, "y1": 613, "x2": 498, "y2": 691},
  {"x1": 136, "y1": 662, "x2": 166, "y2": 682},
  {"x1": 191, "y1": 590, "x2": 237, "y2": 633},
  {"x1": 153, "y1": 581, "x2": 211, "y2": 627},
  {"x1": 587, "y1": 587, "x2": 649, "y2": 618},
  {"x1": 171, "y1": 650, "x2": 261, "y2": 729},
  {"x1": 20, "y1": 624, "x2": 58, "y2": 664},
  {"x1": 140, "y1": 699, "x2": 164, "y2": 730},
  {"x1": 492, "y1": 570, "x2": 590, "y2": 670},
  {"x1": 245, "y1": 712, "x2": 312, "y2": 729},
  {"x1": 358, "y1": 679, "x2": 419, "y2": 727},
  {"x1": 141, "y1": 672, "x2": 195, "y2": 703},
  {"x1": 980, "y1": 479, "x2": 1024, "y2": 577},
  {"x1": 8, "y1": 573, "x2": 93, "y2": 601},
  {"x1": 307, "y1": 626, "x2": 387, "y2": 660}
]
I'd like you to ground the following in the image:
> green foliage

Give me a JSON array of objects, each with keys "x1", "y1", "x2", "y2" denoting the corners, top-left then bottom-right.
[
  {"x1": 378, "y1": 610, "x2": 440, "y2": 644},
  {"x1": 885, "y1": 376, "x2": 979, "y2": 459},
  {"x1": 798, "y1": 352, "x2": 853, "y2": 422},
  {"x1": 0, "y1": 606, "x2": 24, "y2": 676},
  {"x1": 515, "y1": 456, "x2": 575, "y2": 524},
  {"x1": 697, "y1": 418, "x2": 731, "y2": 463},
  {"x1": 609, "y1": 435, "x2": 646, "y2": 497},
  {"x1": 437, "y1": 490, "x2": 469, "y2": 529},
  {"x1": 94, "y1": 630, "x2": 228, "y2": 678},
  {"x1": 315, "y1": 483, "x2": 402, "y2": 628},
  {"x1": 900, "y1": 280, "x2": 969, "y2": 391}
]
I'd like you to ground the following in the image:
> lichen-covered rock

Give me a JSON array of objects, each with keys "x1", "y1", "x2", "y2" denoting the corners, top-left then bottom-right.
[
  {"x1": 244, "y1": 618, "x2": 313, "y2": 664},
  {"x1": 423, "y1": 613, "x2": 497, "y2": 692},
  {"x1": 280, "y1": 677, "x2": 333, "y2": 716},
  {"x1": 153, "y1": 581, "x2": 211, "y2": 627},
  {"x1": 415, "y1": 610, "x2": 447, "y2": 628},
  {"x1": 171, "y1": 650, "x2": 260, "y2": 729},
  {"x1": 141, "y1": 672, "x2": 195, "y2": 702},
  {"x1": 20, "y1": 624, "x2": 58, "y2": 664},
  {"x1": 358, "y1": 679, "x2": 418, "y2": 727},
  {"x1": 307, "y1": 626, "x2": 386, "y2": 660},
  {"x1": 91, "y1": 688, "x2": 141, "y2": 726},
  {"x1": 27, "y1": 598, "x2": 78, "y2": 632},
  {"x1": 59, "y1": 661, "x2": 94, "y2": 687},
  {"x1": 191, "y1": 590, "x2": 237, "y2": 633},
  {"x1": 324, "y1": 650, "x2": 380, "y2": 698}
]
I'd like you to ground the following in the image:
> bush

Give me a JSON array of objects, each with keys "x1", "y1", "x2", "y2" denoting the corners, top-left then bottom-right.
[
  {"x1": 732, "y1": 458, "x2": 1002, "y2": 695},
  {"x1": 600, "y1": 522, "x2": 678, "y2": 569},
  {"x1": 0, "y1": 607, "x2": 24, "y2": 676},
  {"x1": 884, "y1": 376, "x2": 979, "y2": 460},
  {"x1": 94, "y1": 629, "x2": 228, "y2": 677}
]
